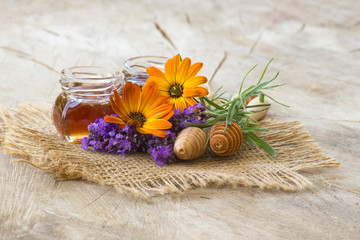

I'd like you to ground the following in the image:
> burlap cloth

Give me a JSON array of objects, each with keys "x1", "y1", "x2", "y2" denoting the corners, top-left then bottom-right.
[{"x1": 0, "y1": 103, "x2": 339, "y2": 198}]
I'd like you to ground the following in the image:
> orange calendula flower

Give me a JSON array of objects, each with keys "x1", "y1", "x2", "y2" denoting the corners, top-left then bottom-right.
[
  {"x1": 104, "y1": 82, "x2": 174, "y2": 138},
  {"x1": 146, "y1": 55, "x2": 208, "y2": 111}
]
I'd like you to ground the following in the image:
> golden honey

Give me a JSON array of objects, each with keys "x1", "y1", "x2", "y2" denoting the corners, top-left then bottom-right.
[
  {"x1": 53, "y1": 93, "x2": 114, "y2": 142},
  {"x1": 52, "y1": 66, "x2": 124, "y2": 143}
]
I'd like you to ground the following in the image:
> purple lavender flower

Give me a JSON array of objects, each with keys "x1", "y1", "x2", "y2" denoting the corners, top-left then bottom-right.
[
  {"x1": 81, "y1": 114, "x2": 145, "y2": 155},
  {"x1": 146, "y1": 102, "x2": 208, "y2": 165},
  {"x1": 81, "y1": 103, "x2": 208, "y2": 166}
]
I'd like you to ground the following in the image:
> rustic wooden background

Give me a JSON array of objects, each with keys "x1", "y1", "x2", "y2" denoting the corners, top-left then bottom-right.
[{"x1": 1, "y1": 0, "x2": 359, "y2": 239}]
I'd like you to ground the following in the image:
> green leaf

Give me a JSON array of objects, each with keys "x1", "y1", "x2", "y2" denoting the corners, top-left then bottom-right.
[
  {"x1": 263, "y1": 94, "x2": 290, "y2": 107},
  {"x1": 262, "y1": 83, "x2": 286, "y2": 90},
  {"x1": 203, "y1": 111, "x2": 228, "y2": 118},
  {"x1": 247, "y1": 121, "x2": 260, "y2": 127},
  {"x1": 200, "y1": 97, "x2": 206, "y2": 107},
  {"x1": 242, "y1": 106, "x2": 271, "y2": 115},
  {"x1": 259, "y1": 93, "x2": 265, "y2": 103},
  {"x1": 243, "y1": 133, "x2": 257, "y2": 146},
  {"x1": 245, "y1": 132, "x2": 277, "y2": 157},
  {"x1": 243, "y1": 103, "x2": 271, "y2": 109},
  {"x1": 239, "y1": 64, "x2": 257, "y2": 95},
  {"x1": 242, "y1": 127, "x2": 269, "y2": 132},
  {"x1": 257, "y1": 58, "x2": 274, "y2": 84},
  {"x1": 210, "y1": 86, "x2": 224, "y2": 100},
  {"x1": 215, "y1": 92, "x2": 227, "y2": 101},
  {"x1": 226, "y1": 100, "x2": 239, "y2": 125},
  {"x1": 201, "y1": 97, "x2": 224, "y2": 110},
  {"x1": 200, "y1": 196, "x2": 210, "y2": 199},
  {"x1": 241, "y1": 77, "x2": 278, "y2": 101},
  {"x1": 199, "y1": 58, "x2": 285, "y2": 158}
]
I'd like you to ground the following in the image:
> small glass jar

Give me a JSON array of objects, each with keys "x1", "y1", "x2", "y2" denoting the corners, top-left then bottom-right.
[
  {"x1": 52, "y1": 66, "x2": 124, "y2": 143},
  {"x1": 123, "y1": 56, "x2": 168, "y2": 87}
]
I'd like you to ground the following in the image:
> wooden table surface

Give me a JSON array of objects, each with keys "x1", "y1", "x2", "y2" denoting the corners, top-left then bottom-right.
[{"x1": 1, "y1": 0, "x2": 359, "y2": 239}]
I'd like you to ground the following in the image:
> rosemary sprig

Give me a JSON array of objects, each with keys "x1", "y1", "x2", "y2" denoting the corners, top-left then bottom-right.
[{"x1": 189, "y1": 58, "x2": 287, "y2": 157}]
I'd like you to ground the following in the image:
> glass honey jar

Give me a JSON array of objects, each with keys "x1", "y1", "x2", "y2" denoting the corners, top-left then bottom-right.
[
  {"x1": 52, "y1": 66, "x2": 124, "y2": 143},
  {"x1": 123, "y1": 56, "x2": 168, "y2": 88}
]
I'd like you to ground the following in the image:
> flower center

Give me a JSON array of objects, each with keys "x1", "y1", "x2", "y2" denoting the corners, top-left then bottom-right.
[
  {"x1": 129, "y1": 112, "x2": 146, "y2": 125},
  {"x1": 169, "y1": 84, "x2": 183, "y2": 98}
]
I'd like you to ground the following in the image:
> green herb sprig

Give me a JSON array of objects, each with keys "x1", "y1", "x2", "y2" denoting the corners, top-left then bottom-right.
[{"x1": 187, "y1": 58, "x2": 288, "y2": 157}]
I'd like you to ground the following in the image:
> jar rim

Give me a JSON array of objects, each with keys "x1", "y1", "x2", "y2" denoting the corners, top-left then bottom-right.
[
  {"x1": 61, "y1": 66, "x2": 122, "y2": 81},
  {"x1": 124, "y1": 56, "x2": 168, "y2": 74}
]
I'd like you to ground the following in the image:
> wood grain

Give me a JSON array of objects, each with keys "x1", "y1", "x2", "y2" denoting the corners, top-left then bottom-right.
[{"x1": 1, "y1": 0, "x2": 359, "y2": 239}]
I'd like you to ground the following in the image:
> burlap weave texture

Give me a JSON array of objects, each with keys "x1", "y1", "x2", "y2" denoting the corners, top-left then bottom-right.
[{"x1": 0, "y1": 103, "x2": 339, "y2": 198}]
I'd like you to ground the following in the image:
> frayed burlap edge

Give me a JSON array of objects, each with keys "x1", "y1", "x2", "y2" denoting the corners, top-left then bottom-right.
[{"x1": 0, "y1": 103, "x2": 340, "y2": 198}]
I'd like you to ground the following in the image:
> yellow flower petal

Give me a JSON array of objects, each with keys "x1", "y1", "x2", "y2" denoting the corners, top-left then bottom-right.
[
  {"x1": 104, "y1": 115, "x2": 126, "y2": 128},
  {"x1": 176, "y1": 57, "x2": 191, "y2": 86},
  {"x1": 142, "y1": 119, "x2": 172, "y2": 130},
  {"x1": 147, "y1": 76, "x2": 171, "y2": 93},
  {"x1": 146, "y1": 66, "x2": 166, "y2": 79},
  {"x1": 128, "y1": 119, "x2": 141, "y2": 128},
  {"x1": 168, "y1": 97, "x2": 177, "y2": 105},
  {"x1": 183, "y1": 87, "x2": 208, "y2": 97},
  {"x1": 165, "y1": 55, "x2": 178, "y2": 86},
  {"x1": 174, "y1": 97, "x2": 187, "y2": 111},
  {"x1": 107, "y1": 82, "x2": 173, "y2": 138},
  {"x1": 146, "y1": 55, "x2": 208, "y2": 112},
  {"x1": 144, "y1": 103, "x2": 173, "y2": 120},
  {"x1": 145, "y1": 96, "x2": 169, "y2": 114},
  {"x1": 109, "y1": 97, "x2": 123, "y2": 117},
  {"x1": 162, "y1": 109, "x2": 174, "y2": 121},
  {"x1": 139, "y1": 82, "x2": 159, "y2": 113},
  {"x1": 184, "y1": 97, "x2": 197, "y2": 106},
  {"x1": 123, "y1": 82, "x2": 141, "y2": 113},
  {"x1": 187, "y1": 62, "x2": 203, "y2": 79},
  {"x1": 111, "y1": 90, "x2": 129, "y2": 117},
  {"x1": 137, "y1": 127, "x2": 167, "y2": 138},
  {"x1": 194, "y1": 86, "x2": 208, "y2": 97},
  {"x1": 183, "y1": 76, "x2": 207, "y2": 88}
]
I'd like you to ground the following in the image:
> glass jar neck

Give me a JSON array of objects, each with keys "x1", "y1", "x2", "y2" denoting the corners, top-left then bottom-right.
[
  {"x1": 123, "y1": 56, "x2": 168, "y2": 85},
  {"x1": 60, "y1": 66, "x2": 123, "y2": 98}
]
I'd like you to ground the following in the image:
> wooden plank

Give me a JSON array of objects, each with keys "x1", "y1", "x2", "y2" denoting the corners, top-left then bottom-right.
[{"x1": 0, "y1": 0, "x2": 359, "y2": 239}]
